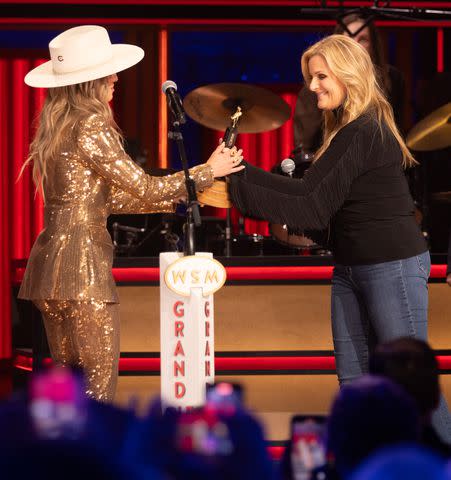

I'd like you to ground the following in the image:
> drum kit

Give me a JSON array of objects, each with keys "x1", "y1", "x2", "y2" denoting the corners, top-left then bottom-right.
[{"x1": 112, "y1": 82, "x2": 450, "y2": 257}]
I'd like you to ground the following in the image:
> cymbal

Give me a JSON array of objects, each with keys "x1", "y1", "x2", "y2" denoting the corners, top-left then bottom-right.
[
  {"x1": 406, "y1": 102, "x2": 451, "y2": 151},
  {"x1": 198, "y1": 179, "x2": 232, "y2": 209},
  {"x1": 183, "y1": 83, "x2": 291, "y2": 133},
  {"x1": 431, "y1": 191, "x2": 451, "y2": 203}
]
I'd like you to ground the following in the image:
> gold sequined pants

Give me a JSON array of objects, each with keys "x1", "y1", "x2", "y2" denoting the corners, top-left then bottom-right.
[{"x1": 33, "y1": 300, "x2": 120, "y2": 402}]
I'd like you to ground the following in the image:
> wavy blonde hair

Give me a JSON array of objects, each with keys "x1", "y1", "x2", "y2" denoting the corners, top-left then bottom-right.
[
  {"x1": 22, "y1": 76, "x2": 122, "y2": 197},
  {"x1": 301, "y1": 34, "x2": 415, "y2": 168}
]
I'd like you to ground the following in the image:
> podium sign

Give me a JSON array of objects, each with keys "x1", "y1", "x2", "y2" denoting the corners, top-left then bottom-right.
[{"x1": 160, "y1": 252, "x2": 226, "y2": 410}]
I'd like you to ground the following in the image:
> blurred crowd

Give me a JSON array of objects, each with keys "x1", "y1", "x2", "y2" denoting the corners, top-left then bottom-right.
[{"x1": 0, "y1": 337, "x2": 450, "y2": 480}]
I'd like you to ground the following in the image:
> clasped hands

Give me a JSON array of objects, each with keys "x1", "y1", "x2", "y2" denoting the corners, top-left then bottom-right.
[
  {"x1": 175, "y1": 142, "x2": 244, "y2": 205},
  {"x1": 206, "y1": 142, "x2": 245, "y2": 178}
]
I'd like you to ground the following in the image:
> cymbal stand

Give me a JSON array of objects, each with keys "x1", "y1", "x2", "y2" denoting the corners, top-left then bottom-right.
[{"x1": 223, "y1": 106, "x2": 243, "y2": 257}]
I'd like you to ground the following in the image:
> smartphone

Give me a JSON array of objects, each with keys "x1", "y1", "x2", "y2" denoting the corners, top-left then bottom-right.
[
  {"x1": 175, "y1": 409, "x2": 233, "y2": 457},
  {"x1": 290, "y1": 415, "x2": 327, "y2": 480},
  {"x1": 28, "y1": 365, "x2": 88, "y2": 440},
  {"x1": 205, "y1": 382, "x2": 243, "y2": 413}
]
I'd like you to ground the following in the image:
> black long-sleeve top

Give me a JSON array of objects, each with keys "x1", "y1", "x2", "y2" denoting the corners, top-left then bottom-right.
[{"x1": 229, "y1": 113, "x2": 427, "y2": 265}]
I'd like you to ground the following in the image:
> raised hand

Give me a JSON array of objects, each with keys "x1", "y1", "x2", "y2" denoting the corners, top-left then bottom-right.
[{"x1": 206, "y1": 142, "x2": 245, "y2": 178}]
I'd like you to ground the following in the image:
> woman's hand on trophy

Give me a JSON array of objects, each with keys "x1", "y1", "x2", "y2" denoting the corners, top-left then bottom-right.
[{"x1": 206, "y1": 142, "x2": 244, "y2": 178}]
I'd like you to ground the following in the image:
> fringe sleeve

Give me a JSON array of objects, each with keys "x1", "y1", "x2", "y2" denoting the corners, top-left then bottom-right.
[{"x1": 229, "y1": 124, "x2": 366, "y2": 231}]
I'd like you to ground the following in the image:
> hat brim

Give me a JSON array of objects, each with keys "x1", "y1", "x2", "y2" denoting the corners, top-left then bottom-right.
[{"x1": 24, "y1": 44, "x2": 144, "y2": 88}]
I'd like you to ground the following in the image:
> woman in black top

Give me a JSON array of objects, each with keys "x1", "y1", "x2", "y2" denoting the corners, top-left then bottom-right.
[{"x1": 229, "y1": 34, "x2": 451, "y2": 444}]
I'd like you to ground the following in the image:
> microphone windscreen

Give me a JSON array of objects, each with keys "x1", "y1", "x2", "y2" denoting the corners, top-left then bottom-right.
[
  {"x1": 280, "y1": 158, "x2": 296, "y2": 175},
  {"x1": 162, "y1": 80, "x2": 177, "y2": 93}
]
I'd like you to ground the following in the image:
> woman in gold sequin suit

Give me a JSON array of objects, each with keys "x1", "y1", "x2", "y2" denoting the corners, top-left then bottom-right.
[{"x1": 18, "y1": 25, "x2": 244, "y2": 402}]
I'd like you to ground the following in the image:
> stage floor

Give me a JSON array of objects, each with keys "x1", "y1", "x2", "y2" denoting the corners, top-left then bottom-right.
[{"x1": 12, "y1": 255, "x2": 451, "y2": 442}]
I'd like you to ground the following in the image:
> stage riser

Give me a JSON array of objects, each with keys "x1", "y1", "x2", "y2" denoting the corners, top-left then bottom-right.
[
  {"x1": 118, "y1": 283, "x2": 451, "y2": 352},
  {"x1": 117, "y1": 281, "x2": 451, "y2": 441}
]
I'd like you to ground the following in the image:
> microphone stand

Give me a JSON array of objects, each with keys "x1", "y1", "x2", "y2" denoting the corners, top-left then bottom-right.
[
  {"x1": 285, "y1": 169, "x2": 296, "y2": 238},
  {"x1": 168, "y1": 120, "x2": 201, "y2": 256}
]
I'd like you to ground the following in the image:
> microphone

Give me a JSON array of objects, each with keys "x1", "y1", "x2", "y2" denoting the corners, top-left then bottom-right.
[
  {"x1": 280, "y1": 158, "x2": 296, "y2": 177},
  {"x1": 162, "y1": 80, "x2": 186, "y2": 124}
]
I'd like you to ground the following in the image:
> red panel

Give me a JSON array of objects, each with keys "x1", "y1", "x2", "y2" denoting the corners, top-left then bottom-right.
[
  {"x1": 437, "y1": 28, "x2": 444, "y2": 72},
  {"x1": 112, "y1": 266, "x2": 334, "y2": 282},
  {"x1": 114, "y1": 267, "x2": 160, "y2": 282},
  {"x1": 0, "y1": 59, "x2": 12, "y2": 359},
  {"x1": 120, "y1": 356, "x2": 336, "y2": 372},
  {"x1": 113, "y1": 264, "x2": 445, "y2": 282},
  {"x1": 11, "y1": 264, "x2": 449, "y2": 285},
  {"x1": 215, "y1": 356, "x2": 336, "y2": 371},
  {"x1": 0, "y1": 17, "x2": 336, "y2": 26},
  {"x1": 431, "y1": 264, "x2": 447, "y2": 278},
  {"x1": 119, "y1": 357, "x2": 160, "y2": 371},
  {"x1": 126, "y1": 355, "x2": 335, "y2": 371},
  {"x1": 0, "y1": 18, "x2": 450, "y2": 27},
  {"x1": 14, "y1": 353, "x2": 451, "y2": 372},
  {"x1": 268, "y1": 445, "x2": 285, "y2": 460},
  {"x1": 16, "y1": 354, "x2": 336, "y2": 372},
  {"x1": 224, "y1": 266, "x2": 333, "y2": 281},
  {"x1": 437, "y1": 356, "x2": 451, "y2": 370},
  {"x1": 0, "y1": 0, "x2": 450, "y2": 6},
  {"x1": 13, "y1": 354, "x2": 33, "y2": 372}
]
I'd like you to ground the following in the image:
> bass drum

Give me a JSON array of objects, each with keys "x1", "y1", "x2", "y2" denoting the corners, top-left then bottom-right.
[{"x1": 269, "y1": 153, "x2": 322, "y2": 251}]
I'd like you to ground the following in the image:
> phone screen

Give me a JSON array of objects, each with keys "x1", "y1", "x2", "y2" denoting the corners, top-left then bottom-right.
[
  {"x1": 28, "y1": 366, "x2": 87, "y2": 440},
  {"x1": 175, "y1": 410, "x2": 233, "y2": 457},
  {"x1": 290, "y1": 415, "x2": 327, "y2": 480},
  {"x1": 205, "y1": 382, "x2": 243, "y2": 413}
]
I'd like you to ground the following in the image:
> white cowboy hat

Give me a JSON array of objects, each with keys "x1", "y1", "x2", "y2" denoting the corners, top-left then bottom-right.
[{"x1": 24, "y1": 25, "x2": 144, "y2": 88}]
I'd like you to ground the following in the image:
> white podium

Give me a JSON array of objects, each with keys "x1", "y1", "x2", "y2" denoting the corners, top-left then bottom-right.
[{"x1": 159, "y1": 252, "x2": 226, "y2": 410}]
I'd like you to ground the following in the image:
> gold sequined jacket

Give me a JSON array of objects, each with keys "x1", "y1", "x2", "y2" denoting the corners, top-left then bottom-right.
[{"x1": 18, "y1": 114, "x2": 214, "y2": 303}]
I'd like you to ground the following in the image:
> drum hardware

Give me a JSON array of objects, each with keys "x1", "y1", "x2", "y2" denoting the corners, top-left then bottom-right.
[
  {"x1": 292, "y1": 144, "x2": 315, "y2": 163},
  {"x1": 111, "y1": 214, "x2": 180, "y2": 256},
  {"x1": 232, "y1": 233, "x2": 265, "y2": 256},
  {"x1": 184, "y1": 82, "x2": 291, "y2": 256},
  {"x1": 112, "y1": 222, "x2": 147, "y2": 256},
  {"x1": 406, "y1": 102, "x2": 451, "y2": 151}
]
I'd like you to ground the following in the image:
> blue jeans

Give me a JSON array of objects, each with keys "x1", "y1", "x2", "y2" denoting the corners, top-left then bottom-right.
[{"x1": 331, "y1": 251, "x2": 451, "y2": 443}]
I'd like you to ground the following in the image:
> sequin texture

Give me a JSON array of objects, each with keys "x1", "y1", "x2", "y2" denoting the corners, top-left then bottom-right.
[
  {"x1": 19, "y1": 114, "x2": 214, "y2": 303},
  {"x1": 19, "y1": 113, "x2": 214, "y2": 400},
  {"x1": 34, "y1": 299, "x2": 120, "y2": 402}
]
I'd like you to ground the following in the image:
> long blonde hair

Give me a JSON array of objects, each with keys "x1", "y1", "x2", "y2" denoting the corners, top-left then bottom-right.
[
  {"x1": 301, "y1": 35, "x2": 415, "y2": 168},
  {"x1": 22, "y1": 76, "x2": 121, "y2": 197}
]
